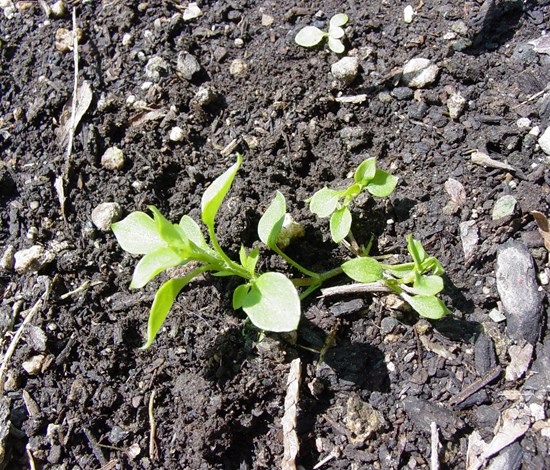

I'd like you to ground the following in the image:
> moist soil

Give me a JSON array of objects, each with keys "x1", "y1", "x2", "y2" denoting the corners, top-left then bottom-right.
[{"x1": 1, "y1": 1, "x2": 549, "y2": 469}]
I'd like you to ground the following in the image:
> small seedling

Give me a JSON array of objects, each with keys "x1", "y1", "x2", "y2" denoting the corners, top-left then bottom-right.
[
  {"x1": 308, "y1": 157, "x2": 398, "y2": 243},
  {"x1": 295, "y1": 13, "x2": 349, "y2": 54},
  {"x1": 112, "y1": 155, "x2": 449, "y2": 349}
]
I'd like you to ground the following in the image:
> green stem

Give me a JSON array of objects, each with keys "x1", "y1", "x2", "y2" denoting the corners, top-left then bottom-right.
[
  {"x1": 318, "y1": 266, "x2": 343, "y2": 282},
  {"x1": 207, "y1": 225, "x2": 251, "y2": 279},
  {"x1": 300, "y1": 283, "x2": 321, "y2": 301},
  {"x1": 272, "y1": 245, "x2": 320, "y2": 279}
]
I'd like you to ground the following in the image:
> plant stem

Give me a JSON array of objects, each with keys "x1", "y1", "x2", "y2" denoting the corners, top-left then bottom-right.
[
  {"x1": 272, "y1": 246, "x2": 320, "y2": 279},
  {"x1": 207, "y1": 225, "x2": 250, "y2": 279}
]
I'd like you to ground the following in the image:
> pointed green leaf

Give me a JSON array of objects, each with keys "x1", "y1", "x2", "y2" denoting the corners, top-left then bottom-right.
[
  {"x1": 407, "y1": 234, "x2": 428, "y2": 267},
  {"x1": 246, "y1": 247, "x2": 260, "y2": 275},
  {"x1": 309, "y1": 187, "x2": 341, "y2": 218},
  {"x1": 341, "y1": 183, "x2": 362, "y2": 201},
  {"x1": 354, "y1": 158, "x2": 377, "y2": 186},
  {"x1": 401, "y1": 293, "x2": 450, "y2": 320},
  {"x1": 111, "y1": 211, "x2": 166, "y2": 255},
  {"x1": 141, "y1": 278, "x2": 188, "y2": 349},
  {"x1": 148, "y1": 206, "x2": 186, "y2": 249},
  {"x1": 327, "y1": 36, "x2": 345, "y2": 53},
  {"x1": 329, "y1": 13, "x2": 349, "y2": 28},
  {"x1": 233, "y1": 284, "x2": 250, "y2": 310},
  {"x1": 342, "y1": 257, "x2": 384, "y2": 283},
  {"x1": 413, "y1": 274, "x2": 444, "y2": 296},
  {"x1": 366, "y1": 169, "x2": 398, "y2": 197},
  {"x1": 258, "y1": 191, "x2": 286, "y2": 249},
  {"x1": 179, "y1": 215, "x2": 208, "y2": 250},
  {"x1": 211, "y1": 271, "x2": 234, "y2": 277},
  {"x1": 382, "y1": 262, "x2": 415, "y2": 279},
  {"x1": 295, "y1": 26, "x2": 326, "y2": 47},
  {"x1": 242, "y1": 272, "x2": 300, "y2": 332},
  {"x1": 130, "y1": 247, "x2": 185, "y2": 289},
  {"x1": 330, "y1": 206, "x2": 352, "y2": 243},
  {"x1": 201, "y1": 154, "x2": 242, "y2": 228},
  {"x1": 423, "y1": 257, "x2": 445, "y2": 276},
  {"x1": 239, "y1": 244, "x2": 248, "y2": 267}
]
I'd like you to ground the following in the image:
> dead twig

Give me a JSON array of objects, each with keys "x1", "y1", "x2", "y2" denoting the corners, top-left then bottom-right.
[
  {"x1": 82, "y1": 425, "x2": 107, "y2": 467},
  {"x1": 148, "y1": 390, "x2": 158, "y2": 461},
  {"x1": 448, "y1": 365, "x2": 502, "y2": 406},
  {"x1": 321, "y1": 281, "x2": 392, "y2": 297},
  {"x1": 281, "y1": 359, "x2": 301, "y2": 470},
  {"x1": 430, "y1": 421, "x2": 440, "y2": 470}
]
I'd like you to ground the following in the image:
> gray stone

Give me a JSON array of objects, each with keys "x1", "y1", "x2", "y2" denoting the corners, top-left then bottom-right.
[
  {"x1": 523, "y1": 334, "x2": 550, "y2": 393},
  {"x1": 194, "y1": 85, "x2": 217, "y2": 106},
  {"x1": 0, "y1": 396, "x2": 9, "y2": 469},
  {"x1": 401, "y1": 58, "x2": 439, "y2": 88},
  {"x1": 144, "y1": 56, "x2": 169, "y2": 81},
  {"x1": 331, "y1": 56, "x2": 360, "y2": 85},
  {"x1": 0, "y1": 245, "x2": 15, "y2": 270},
  {"x1": 14, "y1": 246, "x2": 55, "y2": 274},
  {"x1": 474, "y1": 333, "x2": 497, "y2": 375},
  {"x1": 177, "y1": 52, "x2": 201, "y2": 80},
  {"x1": 91, "y1": 203, "x2": 122, "y2": 232},
  {"x1": 496, "y1": 241, "x2": 543, "y2": 344},
  {"x1": 392, "y1": 87, "x2": 413, "y2": 100},
  {"x1": 340, "y1": 126, "x2": 366, "y2": 150},
  {"x1": 537, "y1": 126, "x2": 550, "y2": 155},
  {"x1": 402, "y1": 396, "x2": 464, "y2": 439},
  {"x1": 447, "y1": 92, "x2": 467, "y2": 119},
  {"x1": 101, "y1": 147, "x2": 125, "y2": 170},
  {"x1": 380, "y1": 317, "x2": 399, "y2": 335},
  {"x1": 487, "y1": 442, "x2": 522, "y2": 470},
  {"x1": 330, "y1": 299, "x2": 364, "y2": 317}
]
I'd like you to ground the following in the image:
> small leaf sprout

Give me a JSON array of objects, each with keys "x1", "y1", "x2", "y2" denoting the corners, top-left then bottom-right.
[{"x1": 295, "y1": 13, "x2": 349, "y2": 53}]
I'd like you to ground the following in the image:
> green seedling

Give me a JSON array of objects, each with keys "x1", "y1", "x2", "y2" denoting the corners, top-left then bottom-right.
[
  {"x1": 340, "y1": 235, "x2": 449, "y2": 319},
  {"x1": 308, "y1": 157, "x2": 398, "y2": 243},
  {"x1": 295, "y1": 13, "x2": 349, "y2": 54},
  {"x1": 112, "y1": 155, "x2": 448, "y2": 349}
]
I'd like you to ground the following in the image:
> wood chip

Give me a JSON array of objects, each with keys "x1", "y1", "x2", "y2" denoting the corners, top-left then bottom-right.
[
  {"x1": 335, "y1": 94, "x2": 368, "y2": 104},
  {"x1": 531, "y1": 211, "x2": 550, "y2": 251},
  {"x1": 505, "y1": 342, "x2": 533, "y2": 381},
  {"x1": 470, "y1": 150, "x2": 515, "y2": 172},
  {"x1": 444, "y1": 178, "x2": 466, "y2": 206},
  {"x1": 55, "y1": 80, "x2": 92, "y2": 147},
  {"x1": 281, "y1": 358, "x2": 301, "y2": 470}
]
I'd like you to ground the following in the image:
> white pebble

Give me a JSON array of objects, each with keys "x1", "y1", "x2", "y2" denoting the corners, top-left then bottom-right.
[
  {"x1": 14, "y1": 246, "x2": 55, "y2": 274},
  {"x1": 229, "y1": 59, "x2": 247, "y2": 76},
  {"x1": 516, "y1": 117, "x2": 531, "y2": 129},
  {"x1": 331, "y1": 56, "x2": 360, "y2": 85},
  {"x1": 22, "y1": 355, "x2": 45, "y2": 375},
  {"x1": 537, "y1": 127, "x2": 550, "y2": 155},
  {"x1": 401, "y1": 58, "x2": 439, "y2": 88},
  {"x1": 91, "y1": 202, "x2": 122, "y2": 232},
  {"x1": 404, "y1": 5, "x2": 415, "y2": 24},
  {"x1": 101, "y1": 147, "x2": 125, "y2": 170},
  {"x1": 169, "y1": 126, "x2": 185, "y2": 142}
]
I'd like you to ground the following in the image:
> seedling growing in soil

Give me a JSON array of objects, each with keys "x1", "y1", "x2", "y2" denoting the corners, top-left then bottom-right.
[
  {"x1": 308, "y1": 157, "x2": 398, "y2": 243},
  {"x1": 295, "y1": 13, "x2": 349, "y2": 54},
  {"x1": 112, "y1": 155, "x2": 448, "y2": 349}
]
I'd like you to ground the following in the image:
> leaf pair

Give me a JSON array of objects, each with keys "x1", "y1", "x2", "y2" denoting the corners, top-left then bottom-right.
[
  {"x1": 309, "y1": 158, "x2": 398, "y2": 243},
  {"x1": 295, "y1": 13, "x2": 349, "y2": 54}
]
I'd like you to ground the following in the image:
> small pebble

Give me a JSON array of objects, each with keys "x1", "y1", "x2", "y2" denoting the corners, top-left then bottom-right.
[
  {"x1": 14, "y1": 246, "x2": 55, "y2": 274},
  {"x1": 169, "y1": 126, "x2": 185, "y2": 142},
  {"x1": 234, "y1": 38, "x2": 244, "y2": 48},
  {"x1": 183, "y1": 2, "x2": 202, "y2": 21},
  {"x1": 403, "y1": 5, "x2": 415, "y2": 24},
  {"x1": 229, "y1": 59, "x2": 247, "y2": 76},
  {"x1": 101, "y1": 147, "x2": 125, "y2": 170},
  {"x1": 22, "y1": 354, "x2": 46, "y2": 375},
  {"x1": 145, "y1": 56, "x2": 169, "y2": 82},
  {"x1": 331, "y1": 56, "x2": 359, "y2": 85},
  {"x1": 0, "y1": 245, "x2": 15, "y2": 270},
  {"x1": 516, "y1": 117, "x2": 531, "y2": 129},
  {"x1": 340, "y1": 126, "x2": 366, "y2": 150},
  {"x1": 50, "y1": 1, "x2": 66, "y2": 18},
  {"x1": 177, "y1": 52, "x2": 201, "y2": 80},
  {"x1": 447, "y1": 92, "x2": 467, "y2": 119},
  {"x1": 54, "y1": 28, "x2": 83, "y2": 53},
  {"x1": 537, "y1": 126, "x2": 550, "y2": 155},
  {"x1": 91, "y1": 202, "x2": 122, "y2": 232},
  {"x1": 261, "y1": 14, "x2": 274, "y2": 26},
  {"x1": 401, "y1": 58, "x2": 439, "y2": 88},
  {"x1": 194, "y1": 86, "x2": 217, "y2": 106}
]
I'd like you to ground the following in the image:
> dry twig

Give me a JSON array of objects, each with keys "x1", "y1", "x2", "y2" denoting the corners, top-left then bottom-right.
[
  {"x1": 281, "y1": 358, "x2": 301, "y2": 470},
  {"x1": 148, "y1": 390, "x2": 158, "y2": 461}
]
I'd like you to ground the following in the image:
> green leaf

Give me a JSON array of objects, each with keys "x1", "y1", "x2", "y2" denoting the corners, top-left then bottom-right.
[
  {"x1": 309, "y1": 187, "x2": 341, "y2": 218},
  {"x1": 423, "y1": 257, "x2": 445, "y2": 276},
  {"x1": 258, "y1": 191, "x2": 286, "y2": 249},
  {"x1": 233, "y1": 284, "x2": 250, "y2": 310},
  {"x1": 242, "y1": 272, "x2": 300, "y2": 332},
  {"x1": 179, "y1": 215, "x2": 208, "y2": 250},
  {"x1": 148, "y1": 206, "x2": 186, "y2": 249},
  {"x1": 239, "y1": 244, "x2": 248, "y2": 267},
  {"x1": 130, "y1": 247, "x2": 185, "y2": 289},
  {"x1": 330, "y1": 206, "x2": 352, "y2": 243},
  {"x1": 341, "y1": 183, "x2": 362, "y2": 201},
  {"x1": 141, "y1": 278, "x2": 188, "y2": 349},
  {"x1": 354, "y1": 158, "x2": 377, "y2": 186},
  {"x1": 366, "y1": 169, "x2": 398, "y2": 197},
  {"x1": 295, "y1": 26, "x2": 326, "y2": 47},
  {"x1": 329, "y1": 13, "x2": 349, "y2": 28},
  {"x1": 111, "y1": 211, "x2": 166, "y2": 255},
  {"x1": 246, "y1": 247, "x2": 260, "y2": 274},
  {"x1": 211, "y1": 271, "x2": 234, "y2": 277},
  {"x1": 201, "y1": 154, "x2": 242, "y2": 228},
  {"x1": 382, "y1": 262, "x2": 415, "y2": 279},
  {"x1": 407, "y1": 234, "x2": 428, "y2": 267},
  {"x1": 342, "y1": 257, "x2": 384, "y2": 283},
  {"x1": 413, "y1": 274, "x2": 444, "y2": 296},
  {"x1": 401, "y1": 293, "x2": 450, "y2": 320},
  {"x1": 327, "y1": 36, "x2": 345, "y2": 53},
  {"x1": 329, "y1": 26, "x2": 345, "y2": 39}
]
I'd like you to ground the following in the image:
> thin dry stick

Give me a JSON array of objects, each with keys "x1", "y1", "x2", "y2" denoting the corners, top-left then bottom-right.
[
  {"x1": 321, "y1": 281, "x2": 392, "y2": 297},
  {"x1": 148, "y1": 390, "x2": 158, "y2": 461},
  {"x1": 0, "y1": 292, "x2": 47, "y2": 391},
  {"x1": 65, "y1": 6, "x2": 79, "y2": 177},
  {"x1": 430, "y1": 421, "x2": 440, "y2": 470}
]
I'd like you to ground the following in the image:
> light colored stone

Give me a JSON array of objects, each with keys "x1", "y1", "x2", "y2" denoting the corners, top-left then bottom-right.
[
  {"x1": 340, "y1": 126, "x2": 366, "y2": 150},
  {"x1": 194, "y1": 86, "x2": 217, "y2": 106},
  {"x1": 496, "y1": 241, "x2": 543, "y2": 344},
  {"x1": 177, "y1": 52, "x2": 200, "y2": 80},
  {"x1": 261, "y1": 14, "x2": 274, "y2": 26},
  {"x1": 91, "y1": 202, "x2": 122, "y2": 231},
  {"x1": 169, "y1": 126, "x2": 185, "y2": 142},
  {"x1": 516, "y1": 117, "x2": 531, "y2": 129},
  {"x1": 447, "y1": 92, "x2": 467, "y2": 119},
  {"x1": 14, "y1": 245, "x2": 55, "y2": 274},
  {"x1": 0, "y1": 245, "x2": 15, "y2": 270},
  {"x1": 183, "y1": 2, "x2": 202, "y2": 21},
  {"x1": 101, "y1": 147, "x2": 125, "y2": 170},
  {"x1": 54, "y1": 27, "x2": 83, "y2": 53},
  {"x1": 331, "y1": 56, "x2": 360, "y2": 85},
  {"x1": 401, "y1": 58, "x2": 439, "y2": 88},
  {"x1": 537, "y1": 126, "x2": 550, "y2": 155},
  {"x1": 403, "y1": 5, "x2": 415, "y2": 23},
  {"x1": 22, "y1": 354, "x2": 45, "y2": 375},
  {"x1": 229, "y1": 59, "x2": 247, "y2": 76},
  {"x1": 145, "y1": 56, "x2": 169, "y2": 81},
  {"x1": 50, "y1": 1, "x2": 66, "y2": 18}
]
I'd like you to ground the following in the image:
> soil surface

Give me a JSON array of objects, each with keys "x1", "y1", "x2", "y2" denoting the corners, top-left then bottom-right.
[{"x1": 1, "y1": 0, "x2": 549, "y2": 469}]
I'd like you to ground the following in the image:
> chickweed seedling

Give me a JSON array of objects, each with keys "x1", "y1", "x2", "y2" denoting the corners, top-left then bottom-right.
[
  {"x1": 112, "y1": 155, "x2": 449, "y2": 348},
  {"x1": 295, "y1": 13, "x2": 349, "y2": 54}
]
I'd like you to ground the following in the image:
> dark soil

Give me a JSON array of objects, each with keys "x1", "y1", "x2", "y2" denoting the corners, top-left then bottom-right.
[{"x1": 1, "y1": 0, "x2": 549, "y2": 468}]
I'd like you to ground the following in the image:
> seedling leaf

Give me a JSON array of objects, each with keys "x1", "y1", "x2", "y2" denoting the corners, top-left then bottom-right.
[
  {"x1": 179, "y1": 215, "x2": 208, "y2": 250},
  {"x1": 201, "y1": 154, "x2": 242, "y2": 228},
  {"x1": 258, "y1": 191, "x2": 286, "y2": 249},
  {"x1": 242, "y1": 272, "x2": 300, "y2": 332},
  {"x1": 382, "y1": 262, "x2": 415, "y2": 279},
  {"x1": 342, "y1": 257, "x2": 384, "y2": 283},
  {"x1": 246, "y1": 247, "x2": 260, "y2": 274},
  {"x1": 327, "y1": 36, "x2": 345, "y2": 53},
  {"x1": 366, "y1": 170, "x2": 398, "y2": 197},
  {"x1": 295, "y1": 26, "x2": 326, "y2": 47},
  {"x1": 130, "y1": 247, "x2": 184, "y2": 289},
  {"x1": 330, "y1": 206, "x2": 352, "y2": 243},
  {"x1": 330, "y1": 26, "x2": 345, "y2": 39},
  {"x1": 354, "y1": 158, "x2": 377, "y2": 186},
  {"x1": 407, "y1": 234, "x2": 428, "y2": 267},
  {"x1": 149, "y1": 206, "x2": 186, "y2": 248},
  {"x1": 111, "y1": 211, "x2": 166, "y2": 255},
  {"x1": 142, "y1": 277, "x2": 191, "y2": 349},
  {"x1": 401, "y1": 293, "x2": 449, "y2": 320},
  {"x1": 233, "y1": 284, "x2": 250, "y2": 310},
  {"x1": 309, "y1": 187, "x2": 341, "y2": 218},
  {"x1": 413, "y1": 274, "x2": 444, "y2": 296},
  {"x1": 329, "y1": 13, "x2": 349, "y2": 28}
]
